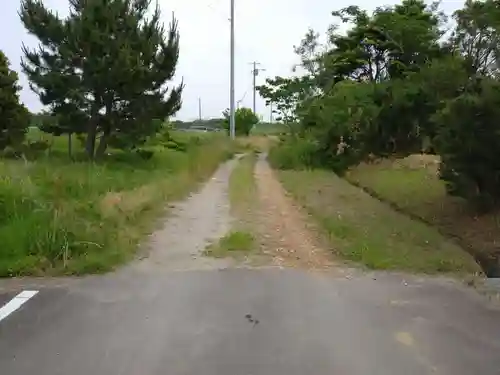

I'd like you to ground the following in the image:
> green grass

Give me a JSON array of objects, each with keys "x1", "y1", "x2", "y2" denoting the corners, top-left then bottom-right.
[
  {"x1": 251, "y1": 122, "x2": 288, "y2": 136},
  {"x1": 276, "y1": 169, "x2": 480, "y2": 275},
  {"x1": 204, "y1": 230, "x2": 255, "y2": 258},
  {"x1": 0, "y1": 130, "x2": 236, "y2": 276},
  {"x1": 205, "y1": 153, "x2": 258, "y2": 259},
  {"x1": 346, "y1": 161, "x2": 446, "y2": 214},
  {"x1": 346, "y1": 158, "x2": 500, "y2": 276},
  {"x1": 229, "y1": 153, "x2": 257, "y2": 218}
]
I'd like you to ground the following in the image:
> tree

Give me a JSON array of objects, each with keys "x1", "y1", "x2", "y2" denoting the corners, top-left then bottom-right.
[
  {"x1": 262, "y1": 0, "x2": 474, "y2": 177},
  {"x1": 451, "y1": 0, "x2": 500, "y2": 76},
  {"x1": 222, "y1": 107, "x2": 258, "y2": 136},
  {"x1": 38, "y1": 106, "x2": 87, "y2": 158},
  {"x1": 300, "y1": 80, "x2": 381, "y2": 171},
  {"x1": 434, "y1": 77, "x2": 500, "y2": 210},
  {"x1": 257, "y1": 76, "x2": 314, "y2": 129},
  {"x1": 320, "y1": 0, "x2": 444, "y2": 85},
  {"x1": 20, "y1": 0, "x2": 183, "y2": 160},
  {"x1": 257, "y1": 0, "x2": 500, "y2": 213},
  {"x1": 0, "y1": 50, "x2": 29, "y2": 151}
]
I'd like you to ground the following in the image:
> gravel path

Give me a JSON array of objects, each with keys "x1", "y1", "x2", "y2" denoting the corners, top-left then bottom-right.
[
  {"x1": 254, "y1": 154, "x2": 338, "y2": 271},
  {"x1": 125, "y1": 158, "x2": 239, "y2": 273}
]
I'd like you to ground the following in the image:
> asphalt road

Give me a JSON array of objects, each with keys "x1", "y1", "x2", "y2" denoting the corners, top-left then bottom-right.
[{"x1": 1, "y1": 268, "x2": 499, "y2": 375}]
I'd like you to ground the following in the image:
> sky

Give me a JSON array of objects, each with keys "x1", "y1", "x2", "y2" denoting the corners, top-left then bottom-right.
[{"x1": 2, "y1": 0, "x2": 464, "y2": 121}]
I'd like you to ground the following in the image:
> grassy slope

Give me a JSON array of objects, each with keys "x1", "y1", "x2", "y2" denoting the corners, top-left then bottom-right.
[
  {"x1": 0, "y1": 131, "x2": 234, "y2": 276},
  {"x1": 277, "y1": 169, "x2": 480, "y2": 275},
  {"x1": 205, "y1": 153, "x2": 257, "y2": 258},
  {"x1": 347, "y1": 157, "x2": 500, "y2": 275}
]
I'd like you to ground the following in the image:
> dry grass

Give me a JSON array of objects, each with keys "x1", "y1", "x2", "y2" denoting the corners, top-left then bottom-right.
[
  {"x1": 235, "y1": 135, "x2": 278, "y2": 153},
  {"x1": 277, "y1": 169, "x2": 480, "y2": 275},
  {"x1": 347, "y1": 155, "x2": 500, "y2": 276}
]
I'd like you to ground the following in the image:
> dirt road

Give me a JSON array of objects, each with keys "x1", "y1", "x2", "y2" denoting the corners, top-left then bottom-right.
[{"x1": 1, "y1": 156, "x2": 499, "y2": 375}]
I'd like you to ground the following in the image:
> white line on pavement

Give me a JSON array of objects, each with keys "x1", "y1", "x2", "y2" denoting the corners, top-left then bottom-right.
[{"x1": 0, "y1": 290, "x2": 39, "y2": 322}]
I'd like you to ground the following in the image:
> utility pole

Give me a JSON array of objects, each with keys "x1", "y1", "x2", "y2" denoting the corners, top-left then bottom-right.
[
  {"x1": 269, "y1": 102, "x2": 273, "y2": 123},
  {"x1": 229, "y1": 0, "x2": 235, "y2": 139},
  {"x1": 198, "y1": 97, "x2": 202, "y2": 121},
  {"x1": 250, "y1": 61, "x2": 265, "y2": 115}
]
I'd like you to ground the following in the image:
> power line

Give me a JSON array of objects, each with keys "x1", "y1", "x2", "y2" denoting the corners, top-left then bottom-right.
[
  {"x1": 205, "y1": 0, "x2": 230, "y2": 22},
  {"x1": 237, "y1": 91, "x2": 246, "y2": 109},
  {"x1": 204, "y1": 2, "x2": 258, "y2": 58}
]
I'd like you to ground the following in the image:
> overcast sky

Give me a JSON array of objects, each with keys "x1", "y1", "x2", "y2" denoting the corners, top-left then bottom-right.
[{"x1": 2, "y1": 0, "x2": 463, "y2": 121}]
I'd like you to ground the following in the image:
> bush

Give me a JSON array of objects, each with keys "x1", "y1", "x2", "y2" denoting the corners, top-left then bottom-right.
[
  {"x1": 434, "y1": 77, "x2": 500, "y2": 210},
  {"x1": 299, "y1": 81, "x2": 381, "y2": 173},
  {"x1": 268, "y1": 136, "x2": 319, "y2": 170},
  {"x1": 222, "y1": 107, "x2": 259, "y2": 136}
]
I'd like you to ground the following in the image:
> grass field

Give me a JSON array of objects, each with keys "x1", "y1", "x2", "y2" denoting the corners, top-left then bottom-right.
[
  {"x1": 234, "y1": 135, "x2": 278, "y2": 154},
  {"x1": 251, "y1": 122, "x2": 288, "y2": 136},
  {"x1": 0, "y1": 130, "x2": 235, "y2": 276},
  {"x1": 346, "y1": 155, "x2": 500, "y2": 276},
  {"x1": 277, "y1": 168, "x2": 480, "y2": 275}
]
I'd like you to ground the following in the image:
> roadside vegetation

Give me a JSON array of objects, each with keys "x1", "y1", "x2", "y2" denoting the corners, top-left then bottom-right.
[
  {"x1": 204, "y1": 231, "x2": 255, "y2": 259},
  {"x1": 277, "y1": 170, "x2": 480, "y2": 274},
  {"x1": 0, "y1": 0, "x2": 238, "y2": 276},
  {"x1": 222, "y1": 107, "x2": 259, "y2": 136},
  {"x1": 251, "y1": 122, "x2": 288, "y2": 136},
  {"x1": 205, "y1": 154, "x2": 258, "y2": 259},
  {"x1": 1, "y1": 131, "x2": 234, "y2": 276},
  {"x1": 258, "y1": 0, "x2": 500, "y2": 276},
  {"x1": 347, "y1": 157, "x2": 500, "y2": 277}
]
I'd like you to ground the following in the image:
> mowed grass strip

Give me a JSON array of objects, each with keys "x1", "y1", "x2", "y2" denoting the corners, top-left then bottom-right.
[
  {"x1": 204, "y1": 153, "x2": 257, "y2": 259},
  {"x1": 204, "y1": 230, "x2": 254, "y2": 258},
  {"x1": 229, "y1": 153, "x2": 257, "y2": 220},
  {"x1": 0, "y1": 132, "x2": 235, "y2": 276},
  {"x1": 276, "y1": 169, "x2": 480, "y2": 275}
]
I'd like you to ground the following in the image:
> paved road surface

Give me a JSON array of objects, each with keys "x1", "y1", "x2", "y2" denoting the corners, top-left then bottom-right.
[{"x1": 1, "y1": 269, "x2": 500, "y2": 375}]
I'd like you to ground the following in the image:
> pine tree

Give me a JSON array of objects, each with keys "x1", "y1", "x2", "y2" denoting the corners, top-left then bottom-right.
[
  {"x1": 0, "y1": 51, "x2": 29, "y2": 151},
  {"x1": 20, "y1": 0, "x2": 183, "y2": 159}
]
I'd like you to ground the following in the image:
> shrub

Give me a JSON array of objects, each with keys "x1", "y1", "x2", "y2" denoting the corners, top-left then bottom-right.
[
  {"x1": 222, "y1": 107, "x2": 259, "y2": 136},
  {"x1": 434, "y1": 77, "x2": 500, "y2": 210},
  {"x1": 268, "y1": 136, "x2": 319, "y2": 170},
  {"x1": 299, "y1": 81, "x2": 381, "y2": 173}
]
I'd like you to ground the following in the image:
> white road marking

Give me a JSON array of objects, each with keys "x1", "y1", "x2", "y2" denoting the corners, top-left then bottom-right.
[{"x1": 0, "y1": 290, "x2": 39, "y2": 322}]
